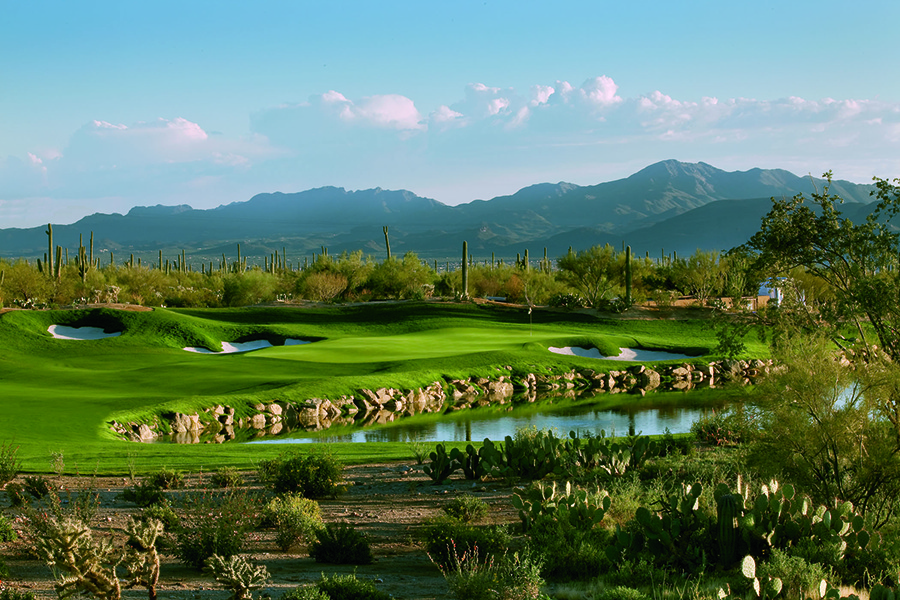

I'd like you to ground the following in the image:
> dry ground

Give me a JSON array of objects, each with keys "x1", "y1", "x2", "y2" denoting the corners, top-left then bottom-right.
[{"x1": 0, "y1": 462, "x2": 524, "y2": 600}]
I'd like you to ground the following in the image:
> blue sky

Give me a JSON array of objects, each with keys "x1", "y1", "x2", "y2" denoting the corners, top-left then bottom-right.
[{"x1": 2, "y1": 0, "x2": 898, "y2": 228}]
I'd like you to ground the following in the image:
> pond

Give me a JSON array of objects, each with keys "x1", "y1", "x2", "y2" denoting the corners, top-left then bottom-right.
[{"x1": 245, "y1": 389, "x2": 737, "y2": 445}]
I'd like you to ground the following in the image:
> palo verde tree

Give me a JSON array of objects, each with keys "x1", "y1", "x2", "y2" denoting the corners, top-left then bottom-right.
[
  {"x1": 743, "y1": 173, "x2": 900, "y2": 525},
  {"x1": 556, "y1": 244, "x2": 621, "y2": 308},
  {"x1": 744, "y1": 172, "x2": 900, "y2": 362}
]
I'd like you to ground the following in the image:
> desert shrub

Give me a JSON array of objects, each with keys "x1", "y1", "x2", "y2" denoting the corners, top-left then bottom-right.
[
  {"x1": 309, "y1": 522, "x2": 373, "y2": 565},
  {"x1": 173, "y1": 490, "x2": 262, "y2": 569},
  {"x1": 5, "y1": 482, "x2": 27, "y2": 507},
  {"x1": 0, "y1": 515, "x2": 17, "y2": 543},
  {"x1": 315, "y1": 573, "x2": 392, "y2": 600},
  {"x1": 758, "y1": 548, "x2": 829, "y2": 600},
  {"x1": 528, "y1": 515, "x2": 610, "y2": 582},
  {"x1": 146, "y1": 468, "x2": 185, "y2": 489},
  {"x1": 209, "y1": 467, "x2": 244, "y2": 489},
  {"x1": 443, "y1": 495, "x2": 489, "y2": 523},
  {"x1": 603, "y1": 557, "x2": 671, "y2": 588},
  {"x1": 139, "y1": 502, "x2": 180, "y2": 531},
  {"x1": 263, "y1": 450, "x2": 343, "y2": 499},
  {"x1": 22, "y1": 476, "x2": 52, "y2": 499},
  {"x1": 303, "y1": 271, "x2": 348, "y2": 302},
  {"x1": 423, "y1": 516, "x2": 512, "y2": 570},
  {"x1": 595, "y1": 586, "x2": 650, "y2": 600},
  {"x1": 280, "y1": 586, "x2": 329, "y2": 600},
  {"x1": 262, "y1": 494, "x2": 323, "y2": 552},
  {"x1": 548, "y1": 293, "x2": 586, "y2": 309},
  {"x1": 205, "y1": 554, "x2": 270, "y2": 600},
  {"x1": 438, "y1": 547, "x2": 545, "y2": 600},
  {"x1": 690, "y1": 410, "x2": 752, "y2": 447},
  {"x1": 121, "y1": 480, "x2": 167, "y2": 507},
  {"x1": 0, "y1": 441, "x2": 21, "y2": 487},
  {"x1": 0, "y1": 588, "x2": 37, "y2": 600}
]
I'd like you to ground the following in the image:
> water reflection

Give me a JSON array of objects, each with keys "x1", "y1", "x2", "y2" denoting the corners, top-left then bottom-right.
[{"x1": 246, "y1": 396, "x2": 728, "y2": 445}]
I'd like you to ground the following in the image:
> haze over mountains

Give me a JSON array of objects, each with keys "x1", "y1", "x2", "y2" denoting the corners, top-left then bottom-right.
[{"x1": 0, "y1": 160, "x2": 883, "y2": 264}]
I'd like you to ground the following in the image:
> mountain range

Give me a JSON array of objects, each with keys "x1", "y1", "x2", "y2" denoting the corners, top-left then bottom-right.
[{"x1": 0, "y1": 160, "x2": 885, "y2": 265}]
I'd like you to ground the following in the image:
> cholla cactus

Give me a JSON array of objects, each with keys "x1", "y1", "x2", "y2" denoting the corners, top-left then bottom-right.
[
  {"x1": 206, "y1": 554, "x2": 270, "y2": 600},
  {"x1": 33, "y1": 516, "x2": 123, "y2": 600},
  {"x1": 122, "y1": 518, "x2": 163, "y2": 600}
]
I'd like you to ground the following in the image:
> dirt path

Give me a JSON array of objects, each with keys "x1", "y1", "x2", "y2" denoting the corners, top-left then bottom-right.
[{"x1": 0, "y1": 463, "x2": 523, "y2": 600}]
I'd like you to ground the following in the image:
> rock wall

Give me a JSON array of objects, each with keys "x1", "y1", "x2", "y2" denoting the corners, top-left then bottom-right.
[{"x1": 110, "y1": 359, "x2": 771, "y2": 443}]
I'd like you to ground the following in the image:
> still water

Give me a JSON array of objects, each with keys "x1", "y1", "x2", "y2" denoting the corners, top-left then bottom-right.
[{"x1": 246, "y1": 393, "x2": 731, "y2": 445}]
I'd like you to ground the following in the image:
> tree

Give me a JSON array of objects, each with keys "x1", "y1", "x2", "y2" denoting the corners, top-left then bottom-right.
[
  {"x1": 556, "y1": 244, "x2": 621, "y2": 308},
  {"x1": 674, "y1": 249, "x2": 725, "y2": 304},
  {"x1": 744, "y1": 172, "x2": 900, "y2": 362},
  {"x1": 743, "y1": 173, "x2": 900, "y2": 525},
  {"x1": 749, "y1": 333, "x2": 900, "y2": 525}
]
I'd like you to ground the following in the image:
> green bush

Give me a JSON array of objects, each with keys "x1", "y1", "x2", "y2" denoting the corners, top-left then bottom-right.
[
  {"x1": 0, "y1": 515, "x2": 15, "y2": 543},
  {"x1": 139, "y1": 502, "x2": 180, "y2": 531},
  {"x1": 315, "y1": 573, "x2": 392, "y2": 600},
  {"x1": 423, "y1": 516, "x2": 512, "y2": 570},
  {"x1": 120, "y1": 480, "x2": 167, "y2": 507},
  {"x1": 209, "y1": 467, "x2": 244, "y2": 489},
  {"x1": 262, "y1": 450, "x2": 343, "y2": 499},
  {"x1": 4, "y1": 482, "x2": 27, "y2": 507},
  {"x1": 0, "y1": 441, "x2": 21, "y2": 488},
  {"x1": 439, "y1": 548, "x2": 545, "y2": 600},
  {"x1": 528, "y1": 515, "x2": 610, "y2": 582},
  {"x1": 690, "y1": 410, "x2": 751, "y2": 447},
  {"x1": 595, "y1": 586, "x2": 650, "y2": 600},
  {"x1": 280, "y1": 586, "x2": 329, "y2": 600},
  {"x1": 173, "y1": 490, "x2": 261, "y2": 569},
  {"x1": 145, "y1": 468, "x2": 185, "y2": 489},
  {"x1": 443, "y1": 495, "x2": 489, "y2": 523},
  {"x1": 0, "y1": 588, "x2": 37, "y2": 600},
  {"x1": 758, "y1": 549, "x2": 829, "y2": 600},
  {"x1": 309, "y1": 522, "x2": 373, "y2": 564},
  {"x1": 22, "y1": 475, "x2": 52, "y2": 499},
  {"x1": 262, "y1": 493, "x2": 323, "y2": 552}
]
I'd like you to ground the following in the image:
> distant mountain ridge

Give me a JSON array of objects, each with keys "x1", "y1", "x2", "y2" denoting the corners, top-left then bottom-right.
[{"x1": 0, "y1": 160, "x2": 880, "y2": 263}]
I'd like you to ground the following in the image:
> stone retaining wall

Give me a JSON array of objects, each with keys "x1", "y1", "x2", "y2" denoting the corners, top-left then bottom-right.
[{"x1": 111, "y1": 359, "x2": 771, "y2": 443}]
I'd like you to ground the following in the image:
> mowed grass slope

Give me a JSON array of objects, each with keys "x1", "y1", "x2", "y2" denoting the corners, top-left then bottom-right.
[{"x1": 0, "y1": 303, "x2": 765, "y2": 473}]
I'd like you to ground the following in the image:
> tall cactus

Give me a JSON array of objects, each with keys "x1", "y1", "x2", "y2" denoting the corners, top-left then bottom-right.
[
  {"x1": 461, "y1": 240, "x2": 469, "y2": 299},
  {"x1": 717, "y1": 492, "x2": 741, "y2": 566},
  {"x1": 383, "y1": 225, "x2": 391, "y2": 260},
  {"x1": 625, "y1": 245, "x2": 633, "y2": 305},
  {"x1": 46, "y1": 223, "x2": 54, "y2": 279}
]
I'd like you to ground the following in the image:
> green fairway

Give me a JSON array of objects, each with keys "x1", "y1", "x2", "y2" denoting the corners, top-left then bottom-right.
[{"x1": 0, "y1": 302, "x2": 766, "y2": 473}]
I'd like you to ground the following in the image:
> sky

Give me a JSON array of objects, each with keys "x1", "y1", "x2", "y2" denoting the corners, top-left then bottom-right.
[{"x1": 2, "y1": 0, "x2": 899, "y2": 229}]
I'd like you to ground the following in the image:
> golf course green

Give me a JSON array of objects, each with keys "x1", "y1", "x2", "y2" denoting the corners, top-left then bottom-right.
[{"x1": 0, "y1": 302, "x2": 763, "y2": 474}]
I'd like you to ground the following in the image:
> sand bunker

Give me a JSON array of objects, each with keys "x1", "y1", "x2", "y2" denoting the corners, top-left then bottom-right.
[
  {"x1": 183, "y1": 339, "x2": 310, "y2": 354},
  {"x1": 549, "y1": 346, "x2": 695, "y2": 361},
  {"x1": 49, "y1": 325, "x2": 122, "y2": 340}
]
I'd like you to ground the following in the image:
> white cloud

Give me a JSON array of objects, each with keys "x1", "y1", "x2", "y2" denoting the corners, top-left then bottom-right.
[
  {"x1": 530, "y1": 85, "x2": 555, "y2": 106},
  {"x1": 5, "y1": 75, "x2": 900, "y2": 230},
  {"x1": 580, "y1": 76, "x2": 622, "y2": 106}
]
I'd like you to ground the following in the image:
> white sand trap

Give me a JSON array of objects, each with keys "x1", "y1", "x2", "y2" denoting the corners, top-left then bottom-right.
[
  {"x1": 49, "y1": 325, "x2": 122, "y2": 340},
  {"x1": 549, "y1": 346, "x2": 695, "y2": 361},
  {"x1": 183, "y1": 338, "x2": 311, "y2": 354}
]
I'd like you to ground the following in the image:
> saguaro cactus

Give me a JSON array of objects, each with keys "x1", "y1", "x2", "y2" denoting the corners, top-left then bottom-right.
[
  {"x1": 46, "y1": 223, "x2": 54, "y2": 278},
  {"x1": 625, "y1": 245, "x2": 633, "y2": 305},
  {"x1": 462, "y1": 240, "x2": 469, "y2": 299}
]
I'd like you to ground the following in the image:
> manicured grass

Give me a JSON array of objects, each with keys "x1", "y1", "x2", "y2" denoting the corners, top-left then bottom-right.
[{"x1": 0, "y1": 302, "x2": 766, "y2": 473}]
